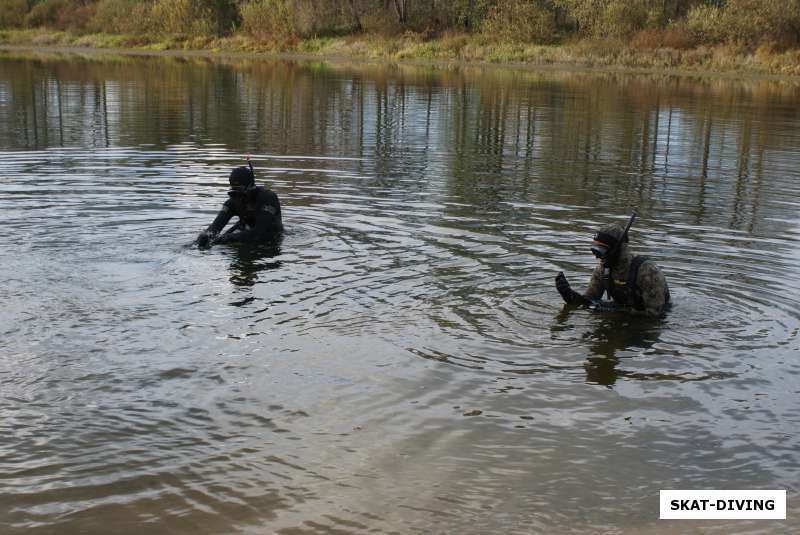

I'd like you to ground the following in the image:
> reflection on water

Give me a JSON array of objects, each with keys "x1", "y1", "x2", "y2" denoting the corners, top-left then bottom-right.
[
  {"x1": 583, "y1": 315, "x2": 664, "y2": 387},
  {"x1": 225, "y1": 239, "x2": 283, "y2": 289},
  {"x1": 1, "y1": 51, "x2": 799, "y2": 534}
]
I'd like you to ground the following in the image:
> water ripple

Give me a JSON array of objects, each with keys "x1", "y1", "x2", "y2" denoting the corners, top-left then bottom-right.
[{"x1": 1, "y1": 53, "x2": 799, "y2": 533}]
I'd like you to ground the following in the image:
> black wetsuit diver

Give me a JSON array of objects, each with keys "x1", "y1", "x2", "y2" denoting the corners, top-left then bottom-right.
[
  {"x1": 196, "y1": 166, "x2": 282, "y2": 248},
  {"x1": 555, "y1": 220, "x2": 671, "y2": 317}
]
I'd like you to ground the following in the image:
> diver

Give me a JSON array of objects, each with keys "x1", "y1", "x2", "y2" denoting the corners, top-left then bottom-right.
[
  {"x1": 555, "y1": 213, "x2": 671, "y2": 317},
  {"x1": 196, "y1": 164, "x2": 282, "y2": 249}
]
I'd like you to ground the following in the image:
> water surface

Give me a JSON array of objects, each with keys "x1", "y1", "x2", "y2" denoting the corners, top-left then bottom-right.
[{"x1": 1, "y1": 51, "x2": 799, "y2": 534}]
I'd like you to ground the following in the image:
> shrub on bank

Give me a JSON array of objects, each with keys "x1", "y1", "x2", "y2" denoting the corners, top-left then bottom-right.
[
  {"x1": 1, "y1": 0, "x2": 799, "y2": 54},
  {"x1": 687, "y1": 0, "x2": 800, "y2": 49},
  {"x1": 289, "y1": 0, "x2": 349, "y2": 38},
  {"x1": 149, "y1": 0, "x2": 216, "y2": 36},
  {"x1": 54, "y1": 1, "x2": 97, "y2": 31},
  {"x1": 90, "y1": 0, "x2": 149, "y2": 34},
  {"x1": 240, "y1": 0, "x2": 297, "y2": 44},
  {"x1": 631, "y1": 26, "x2": 696, "y2": 51},
  {"x1": 0, "y1": 0, "x2": 28, "y2": 29},
  {"x1": 90, "y1": 0, "x2": 239, "y2": 37},
  {"x1": 555, "y1": 0, "x2": 671, "y2": 39},
  {"x1": 21, "y1": 0, "x2": 96, "y2": 32},
  {"x1": 597, "y1": 0, "x2": 651, "y2": 38},
  {"x1": 24, "y1": 0, "x2": 71, "y2": 29},
  {"x1": 482, "y1": 0, "x2": 557, "y2": 44},
  {"x1": 722, "y1": 0, "x2": 800, "y2": 48},
  {"x1": 360, "y1": 9, "x2": 403, "y2": 36},
  {"x1": 685, "y1": 4, "x2": 726, "y2": 45}
]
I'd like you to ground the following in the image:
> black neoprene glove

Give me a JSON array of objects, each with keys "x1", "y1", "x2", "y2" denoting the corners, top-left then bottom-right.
[
  {"x1": 196, "y1": 231, "x2": 212, "y2": 249},
  {"x1": 555, "y1": 272, "x2": 591, "y2": 306}
]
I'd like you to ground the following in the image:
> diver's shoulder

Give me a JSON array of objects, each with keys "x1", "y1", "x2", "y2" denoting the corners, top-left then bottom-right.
[
  {"x1": 640, "y1": 256, "x2": 664, "y2": 271},
  {"x1": 636, "y1": 257, "x2": 667, "y2": 283},
  {"x1": 254, "y1": 185, "x2": 279, "y2": 198}
]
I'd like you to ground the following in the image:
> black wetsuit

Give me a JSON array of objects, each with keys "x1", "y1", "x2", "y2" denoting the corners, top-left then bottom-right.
[{"x1": 204, "y1": 186, "x2": 282, "y2": 244}]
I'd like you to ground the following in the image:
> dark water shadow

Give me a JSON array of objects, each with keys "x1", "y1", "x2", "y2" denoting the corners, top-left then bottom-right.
[
  {"x1": 554, "y1": 307, "x2": 664, "y2": 387},
  {"x1": 582, "y1": 314, "x2": 664, "y2": 387},
  {"x1": 224, "y1": 235, "x2": 283, "y2": 292},
  {"x1": 553, "y1": 307, "x2": 736, "y2": 386}
]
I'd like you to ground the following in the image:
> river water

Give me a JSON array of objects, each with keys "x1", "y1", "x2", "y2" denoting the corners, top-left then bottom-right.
[{"x1": 1, "y1": 50, "x2": 798, "y2": 534}]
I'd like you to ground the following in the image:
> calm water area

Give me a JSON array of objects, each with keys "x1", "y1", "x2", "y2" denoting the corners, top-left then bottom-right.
[{"x1": 1, "y1": 50, "x2": 799, "y2": 534}]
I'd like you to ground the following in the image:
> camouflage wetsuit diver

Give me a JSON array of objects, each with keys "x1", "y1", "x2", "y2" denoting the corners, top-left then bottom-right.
[
  {"x1": 196, "y1": 166, "x2": 282, "y2": 248},
  {"x1": 555, "y1": 223, "x2": 671, "y2": 317}
]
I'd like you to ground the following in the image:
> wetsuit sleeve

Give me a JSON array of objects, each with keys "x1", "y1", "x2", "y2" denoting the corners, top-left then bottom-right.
[
  {"x1": 584, "y1": 264, "x2": 606, "y2": 300},
  {"x1": 206, "y1": 200, "x2": 234, "y2": 236},
  {"x1": 583, "y1": 264, "x2": 621, "y2": 312},
  {"x1": 636, "y1": 262, "x2": 668, "y2": 317},
  {"x1": 197, "y1": 200, "x2": 234, "y2": 247}
]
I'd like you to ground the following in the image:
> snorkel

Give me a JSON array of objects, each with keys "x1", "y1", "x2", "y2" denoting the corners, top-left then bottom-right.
[{"x1": 598, "y1": 211, "x2": 636, "y2": 299}]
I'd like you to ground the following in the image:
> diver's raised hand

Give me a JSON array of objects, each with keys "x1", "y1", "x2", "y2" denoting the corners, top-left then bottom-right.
[
  {"x1": 555, "y1": 272, "x2": 590, "y2": 306},
  {"x1": 555, "y1": 272, "x2": 571, "y2": 295}
]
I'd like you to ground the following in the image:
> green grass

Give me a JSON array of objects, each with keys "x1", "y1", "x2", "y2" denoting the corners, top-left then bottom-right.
[{"x1": 297, "y1": 36, "x2": 334, "y2": 54}]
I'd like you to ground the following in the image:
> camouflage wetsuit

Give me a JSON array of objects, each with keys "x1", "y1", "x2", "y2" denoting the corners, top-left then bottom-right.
[
  {"x1": 557, "y1": 223, "x2": 671, "y2": 317},
  {"x1": 199, "y1": 185, "x2": 282, "y2": 246}
]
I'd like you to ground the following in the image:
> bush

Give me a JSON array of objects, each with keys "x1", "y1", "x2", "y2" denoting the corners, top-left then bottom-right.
[
  {"x1": 685, "y1": 5, "x2": 727, "y2": 45},
  {"x1": 149, "y1": 0, "x2": 216, "y2": 36},
  {"x1": 24, "y1": 0, "x2": 71, "y2": 28},
  {"x1": 598, "y1": 0, "x2": 650, "y2": 38},
  {"x1": 0, "y1": 0, "x2": 28, "y2": 29},
  {"x1": 54, "y1": 1, "x2": 97, "y2": 31},
  {"x1": 90, "y1": 0, "x2": 149, "y2": 34},
  {"x1": 631, "y1": 26, "x2": 696, "y2": 50},
  {"x1": 240, "y1": 0, "x2": 297, "y2": 44},
  {"x1": 482, "y1": 0, "x2": 557, "y2": 44},
  {"x1": 687, "y1": 0, "x2": 800, "y2": 48},
  {"x1": 411, "y1": 0, "x2": 492, "y2": 32},
  {"x1": 729, "y1": 0, "x2": 800, "y2": 47},
  {"x1": 555, "y1": 0, "x2": 668, "y2": 39},
  {"x1": 89, "y1": 0, "x2": 142, "y2": 33},
  {"x1": 360, "y1": 9, "x2": 403, "y2": 36}
]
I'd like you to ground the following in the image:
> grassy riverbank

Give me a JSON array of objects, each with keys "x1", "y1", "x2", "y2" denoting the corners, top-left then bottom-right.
[
  {"x1": 3, "y1": 28, "x2": 800, "y2": 78},
  {"x1": 3, "y1": 1, "x2": 800, "y2": 77}
]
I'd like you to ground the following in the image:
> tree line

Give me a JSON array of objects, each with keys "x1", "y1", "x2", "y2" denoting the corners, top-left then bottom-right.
[{"x1": 1, "y1": 1, "x2": 798, "y2": 51}]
